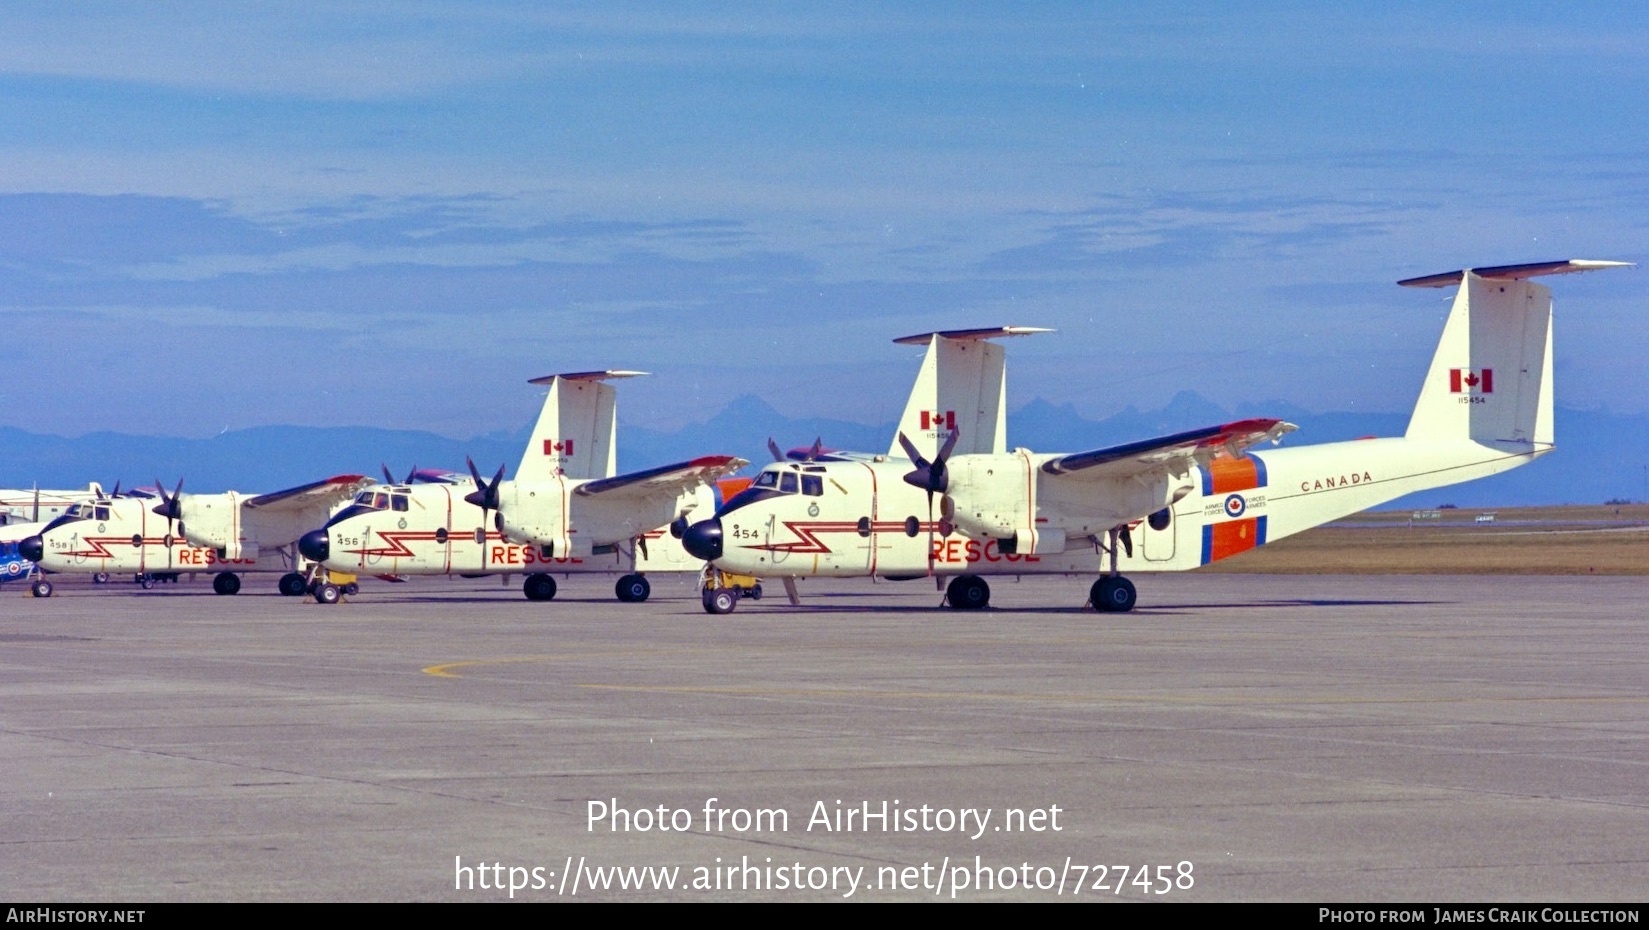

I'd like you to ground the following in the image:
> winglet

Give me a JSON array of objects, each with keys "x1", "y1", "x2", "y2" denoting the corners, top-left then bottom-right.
[{"x1": 1398, "y1": 260, "x2": 1632, "y2": 289}]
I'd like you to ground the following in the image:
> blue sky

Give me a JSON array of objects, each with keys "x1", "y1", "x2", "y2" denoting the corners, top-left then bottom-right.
[{"x1": 1, "y1": 2, "x2": 1644, "y2": 440}]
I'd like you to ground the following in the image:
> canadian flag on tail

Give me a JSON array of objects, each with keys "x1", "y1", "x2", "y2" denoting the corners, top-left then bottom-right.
[
  {"x1": 1449, "y1": 368, "x2": 1493, "y2": 394},
  {"x1": 543, "y1": 439, "x2": 574, "y2": 456},
  {"x1": 920, "y1": 410, "x2": 956, "y2": 430}
]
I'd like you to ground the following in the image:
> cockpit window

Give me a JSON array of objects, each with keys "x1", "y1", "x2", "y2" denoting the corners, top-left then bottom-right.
[
  {"x1": 802, "y1": 475, "x2": 823, "y2": 497},
  {"x1": 351, "y1": 491, "x2": 394, "y2": 511},
  {"x1": 391, "y1": 494, "x2": 408, "y2": 512},
  {"x1": 779, "y1": 472, "x2": 798, "y2": 494},
  {"x1": 753, "y1": 471, "x2": 780, "y2": 489}
]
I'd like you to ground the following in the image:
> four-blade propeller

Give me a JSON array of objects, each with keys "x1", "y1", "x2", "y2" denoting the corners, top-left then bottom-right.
[
  {"x1": 152, "y1": 478, "x2": 186, "y2": 535},
  {"x1": 463, "y1": 458, "x2": 506, "y2": 532},
  {"x1": 897, "y1": 427, "x2": 960, "y2": 575}
]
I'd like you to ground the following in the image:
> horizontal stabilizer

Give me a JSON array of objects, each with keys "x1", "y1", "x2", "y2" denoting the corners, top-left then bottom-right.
[
  {"x1": 245, "y1": 474, "x2": 371, "y2": 511},
  {"x1": 527, "y1": 369, "x2": 648, "y2": 385},
  {"x1": 576, "y1": 456, "x2": 748, "y2": 498},
  {"x1": 1399, "y1": 259, "x2": 1632, "y2": 289},
  {"x1": 891, "y1": 326, "x2": 1052, "y2": 345},
  {"x1": 1041, "y1": 419, "x2": 1297, "y2": 478}
]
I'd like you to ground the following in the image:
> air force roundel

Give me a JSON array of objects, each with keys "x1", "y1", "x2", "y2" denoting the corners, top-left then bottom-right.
[{"x1": 1223, "y1": 494, "x2": 1247, "y2": 519}]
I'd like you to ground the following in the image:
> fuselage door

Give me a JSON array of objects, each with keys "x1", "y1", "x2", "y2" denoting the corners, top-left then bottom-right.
[{"x1": 1142, "y1": 506, "x2": 1176, "y2": 562}]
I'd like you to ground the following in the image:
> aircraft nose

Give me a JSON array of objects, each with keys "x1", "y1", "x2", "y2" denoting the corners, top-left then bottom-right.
[
  {"x1": 297, "y1": 529, "x2": 329, "y2": 563},
  {"x1": 680, "y1": 517, "x2": 724, "y2": 562},
  {"x1": 19, "y1": 536, "x2": 43, "y2": 563}
]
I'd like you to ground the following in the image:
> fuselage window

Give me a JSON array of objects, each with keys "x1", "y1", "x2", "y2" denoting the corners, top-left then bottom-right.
[
  {"x1": 904, "y1": 516, "x2": 920, "y2": 537},
  {"x1": 856, "y1": 516, "x2": 871, "y2": 537}
]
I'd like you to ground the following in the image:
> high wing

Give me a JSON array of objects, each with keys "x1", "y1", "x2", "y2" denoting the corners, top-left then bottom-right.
[
  {"x1": 575, "y1": 456, "x2": 748, "y2": 499},
  {"x1": 784, "y1": 444, "x2": 880, "y2": 463},
  {"x1": 0, "y1": 520, "x2": 47, "y2": 545},
  {"x1": 244, "y1": 474, "x2": 372, "y2": 513},
  {"x1": 1040, "y1": 419, "x2": 1297, "y2": 481}
]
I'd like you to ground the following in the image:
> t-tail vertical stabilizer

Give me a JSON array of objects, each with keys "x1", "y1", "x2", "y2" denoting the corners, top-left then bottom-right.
[
  {"x1": 1127, "y1": 260, "x2": 1630, "y2": 572},
  {"x1": 517, "y1": 370, "x2": 645, "y2": 482},
  {"x1": 888, "y1": 326, "x2": 1052, "y2": 460}
]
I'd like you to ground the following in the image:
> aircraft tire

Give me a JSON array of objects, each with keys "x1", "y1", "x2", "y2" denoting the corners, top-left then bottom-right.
[
  {"x1": 343, "y1": 582, "x2": 359, "y2": 596},
  {"x1": 30, "y1": 580, "x2": 53, "y2": 598},
  {"x1": 615, "y1": 574, "x2": 650, "y2": 603},
  {"x1": 946, "y1": 575, "x2": 990, "y2": 610},
  {"x1": 523, "y1": 573, "x2": 557, "y2": 602},
  {"x1": 278, "y1": 573, "x2": 306, "y2": 597},
  {"x1": 212, "y1": 572, "x2": 242, "y2": 596},
  {"x1": 313, "y1": 583, "x2": 341, "y2": 605},
  {"x1": 94, "y1": 572, "x2": 110, "y2": 584},
  {"x1": 140, "y1": 576, "x2": 156, "y2": 590},
  {"x1": 702, "y1": 587, "x2": 739, "y2": 615},
  {"x1": 1091, "y1": 576, "x2": 1137, "y2": 613}
]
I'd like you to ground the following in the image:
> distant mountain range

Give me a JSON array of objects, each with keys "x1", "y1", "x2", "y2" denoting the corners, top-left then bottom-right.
[{"x1": 5, "y1": 391, "x2": 1648, "y2": 508}]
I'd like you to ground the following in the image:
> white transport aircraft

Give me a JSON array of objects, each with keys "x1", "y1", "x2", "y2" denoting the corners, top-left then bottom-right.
[
  {"x1": 19, "y1": 476, "x2": 369, "y2": 598},
  {"x1": 0, "y1": 483, "x2": 109, "y2": 525},
  {"x1": 682, "y1": 260, "x2": 1630, "y2": 614},
  {"x1": 297, "y1": 370, "x2": 746, "y2": 604}
]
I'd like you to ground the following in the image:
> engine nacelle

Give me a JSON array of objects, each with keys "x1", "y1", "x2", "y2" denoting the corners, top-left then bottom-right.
[
  {"x1": 944, "y1": 455, "x2": 1029, "y2": 540},
  {"x1": 498, "y1": 482, "x2": 572, "y2": 556},
  {"x1": 177, "y1": 492, "x2": 241, "y2": 551}
]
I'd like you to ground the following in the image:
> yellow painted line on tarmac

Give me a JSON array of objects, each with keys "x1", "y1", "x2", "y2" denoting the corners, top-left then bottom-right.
[{"x1": 424, "y1": 656, "x2": 550, "y2": 678}]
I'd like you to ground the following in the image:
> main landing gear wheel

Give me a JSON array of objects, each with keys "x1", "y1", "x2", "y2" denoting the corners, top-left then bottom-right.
[
  {"x1": 1090, "y1": 576, "x2": 1137, "y2": 613},
  {"x1": 278, "y1": 572, "x2": 306, "y2": 597},
  {"x1": 702, "y1": 587, "x2": 739, "y2": 615},
  {"x1": 313, "y1": 583, "x2": 341, "y2": 605},
  {"x1": 30, "y1": 580, "x2": 53, "y2": 598},
  {"x1": 93, "y1": 572, "x2": 110, "y2": 584},
  {"x1": 212, "y1": 572, "x2": 242, "y2": 596},
  {"x1": 945, "y1": 575, "x2": 990, "y2": 610},
  {"x1": 614, "y1": 574, "x2": 651, "y2": 603},
  {"x1": 523, "y1": 573, "x2": 558, "y2": 602},
  {"x1": 140, "y1": 576, "x2": 156, "y2": 590}
]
